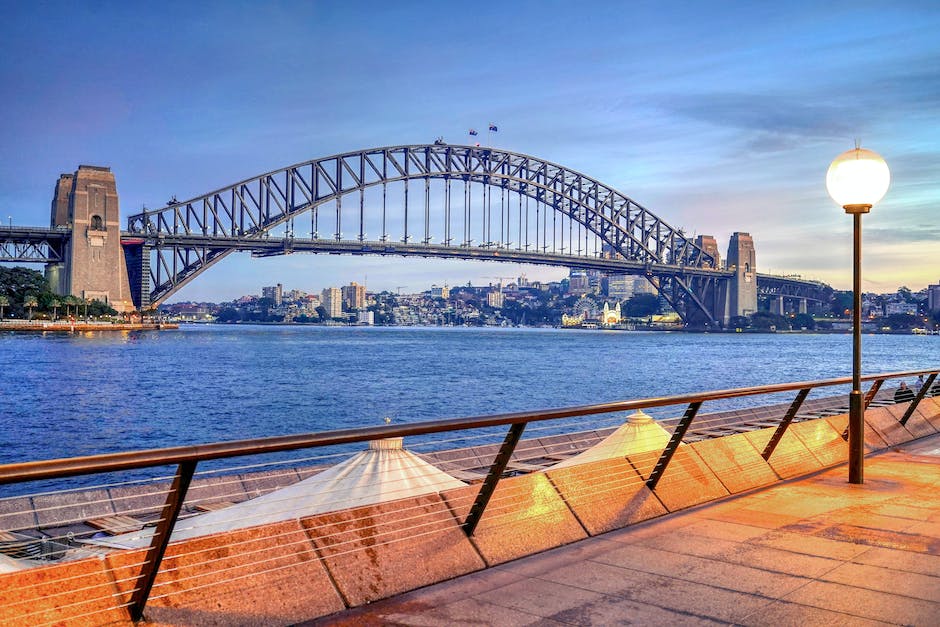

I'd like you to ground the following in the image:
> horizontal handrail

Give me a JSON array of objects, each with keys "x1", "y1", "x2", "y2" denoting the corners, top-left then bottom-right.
[{"x1": 1, "y1": 368, "x2": 936, "y2": 486}]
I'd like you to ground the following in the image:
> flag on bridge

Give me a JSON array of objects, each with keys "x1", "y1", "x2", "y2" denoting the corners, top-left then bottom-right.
[
  {"x1": 488, "y1": 124, "x2": 498, "y2": 132},
  {"x1": 469, "y1": 129, "x2": 478, "y2": 136}
]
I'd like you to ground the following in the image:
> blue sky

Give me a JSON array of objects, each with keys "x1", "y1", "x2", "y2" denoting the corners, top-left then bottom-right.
[{"x1": 1, "y1": 1, "x2": 938, "y2": 300}]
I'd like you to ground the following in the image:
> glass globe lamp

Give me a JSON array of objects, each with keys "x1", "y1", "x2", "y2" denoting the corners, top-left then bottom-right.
[{"x1": 826, "y1": 147, "x2": 890, "y2": 212}]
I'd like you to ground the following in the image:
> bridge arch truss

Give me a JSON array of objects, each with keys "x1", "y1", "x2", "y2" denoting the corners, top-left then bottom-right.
[{"x1": 126, "y1": 145, "x2": 729, "y2": 323}]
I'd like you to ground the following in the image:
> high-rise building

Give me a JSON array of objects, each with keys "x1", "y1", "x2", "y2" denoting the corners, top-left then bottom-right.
[
  {"x1": 487, "y1": 290, "x2": 505, "y2": 308},
  {"x1": 633, "y1": 277, "x2": 656, "y2": 296},
  {"x1": 341, "y1": 282, "x2": 366, "y2": 310},
  {"x1": 607, "y1": 274, "x2": 634, "y2": 300},
  {"x1": 262, "y1": 283, "x2": 283, "y2": 306},
  {"x1": 321, "y1": 287, "x2": 342, "y2": 318},
  {"x1": 929, "y1": 282, "x2": 940, "y2": 313},
  {"x1": 431, "y1": 284, "x2": 450, "y2": 299},
  {"x1": 568, "y1": 270, "x2": 590, "y2": 294}
]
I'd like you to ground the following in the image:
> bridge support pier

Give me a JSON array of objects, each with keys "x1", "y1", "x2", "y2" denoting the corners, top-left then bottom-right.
[
  {"x1": 46, "y1": 166, "x2": 135, "y2": 313},
  {"x1": 799, "y1": 298, "x2": 808, "y2": 314}
]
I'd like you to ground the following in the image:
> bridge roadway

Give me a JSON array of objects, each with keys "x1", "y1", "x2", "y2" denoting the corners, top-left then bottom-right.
[
  {"x1": 316, "y1": 434, "x2": 940, "y2": 626},
  {"x1": 140, "y1": 233, "x2": 734, "y2": 280}
]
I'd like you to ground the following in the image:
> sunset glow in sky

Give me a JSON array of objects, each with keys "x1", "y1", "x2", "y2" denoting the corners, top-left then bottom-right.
[{"x1": 1, "y1": 1, "x2": 938, "y2": 300}]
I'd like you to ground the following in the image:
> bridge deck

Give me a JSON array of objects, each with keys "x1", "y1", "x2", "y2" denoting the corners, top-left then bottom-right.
[{"x1": 317, "y1": 434, "x2": 940, "y2": 626}]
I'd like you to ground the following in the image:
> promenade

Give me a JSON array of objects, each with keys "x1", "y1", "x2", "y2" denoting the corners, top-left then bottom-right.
[{"x1": 318, "y1": 435, "x2": 940, "y2": 626}]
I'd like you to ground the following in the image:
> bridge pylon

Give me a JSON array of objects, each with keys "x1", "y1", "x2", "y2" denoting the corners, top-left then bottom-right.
[
  {"x1": 724, "y1": 231, "x2": 758, "y2": 325},
  {"x1": 45, "y1": 166, "x2": 136, "y2": 313}
]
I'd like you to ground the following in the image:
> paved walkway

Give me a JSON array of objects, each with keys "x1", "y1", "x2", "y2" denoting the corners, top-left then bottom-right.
[{"x1": 315, "y1": 435, "x2": 940, "y2": 626}]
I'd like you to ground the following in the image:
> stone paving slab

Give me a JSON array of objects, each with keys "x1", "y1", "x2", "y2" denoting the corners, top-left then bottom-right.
[{"x1": 317, "y1": 433, "x2": 940, "y2": 626}]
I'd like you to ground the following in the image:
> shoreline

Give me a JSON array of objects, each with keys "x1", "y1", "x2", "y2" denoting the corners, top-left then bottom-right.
[
  {"x1": 172, "y1": 320, "x2": 932, "y2": 335},
  {"x1": 0, "y1": 321, "x2": 178, "y2": 332}
]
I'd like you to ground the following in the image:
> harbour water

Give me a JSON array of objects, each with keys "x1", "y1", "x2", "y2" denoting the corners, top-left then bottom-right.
[{"x1": 1, "y1": 325, "x2": 937, "y2": 467}]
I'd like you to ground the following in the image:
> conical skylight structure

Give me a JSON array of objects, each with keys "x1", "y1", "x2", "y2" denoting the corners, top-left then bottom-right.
[
  {"x1": 92, "y1": 437, "x2": 466, "y2": 549},
  {"x1": 552, "y1": 410, "x2": 672, "y2": 469}
]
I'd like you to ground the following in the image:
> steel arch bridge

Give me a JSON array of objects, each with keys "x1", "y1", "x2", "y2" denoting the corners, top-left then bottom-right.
[{"x1": 125, "y1": 144, "x2": 732, "y2": 323}]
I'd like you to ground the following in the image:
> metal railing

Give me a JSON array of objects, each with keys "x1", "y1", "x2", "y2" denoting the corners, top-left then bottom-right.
[{"x1": 0, "y1": 368, "x2": 937, "y2": 624}]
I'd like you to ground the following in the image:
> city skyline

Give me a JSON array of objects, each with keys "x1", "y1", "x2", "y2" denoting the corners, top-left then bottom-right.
[{"x1": 1, "y1": 2, "x2": 938, "y2": 301}]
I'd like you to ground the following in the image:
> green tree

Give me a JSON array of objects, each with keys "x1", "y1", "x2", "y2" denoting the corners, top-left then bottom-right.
[
  {"x1": 0, "y1": 266, "x2": 55, "y2": 319},
  {"x1": 23, "y1": 295, "x2": 38, "y2": 320},
  {"x1": 315, "y1": 305, "x2": 329, "y2": 321},
  {"x1": 624, "y1": 293, "x2": 659, "y2": 317},
  {"x1": 831, "y1": 291, "x2": 854, "y2": 317},
  {"x1": 750, "y1": 311, "x2": 790, "y2": 330},
  {"x1": 63, "y1": 295, "x2": 80, "y2": 318},
  {"x1": 87, "y1": 299, "x2": 117, "y2": 317},
  {"x1": 792, "y1": 313, "x2": 816, "y2": 330},
  {"x1": 50, "y1": 298, "x2": 60, "y2": 321},
  {"x1": 883, "y1": 313, "x2": 918, "y2": 330},
  {"x1": 216, "y1": 307, "x2": 241, "y2": 323},
  {"x1": 729, "y1": 315, "x2": 749, "y2": 329}
]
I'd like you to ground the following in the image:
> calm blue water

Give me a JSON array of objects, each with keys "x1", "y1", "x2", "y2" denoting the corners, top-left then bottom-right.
[{"x1": 1, "y1": 325, "x2": 937, "y2": 468}]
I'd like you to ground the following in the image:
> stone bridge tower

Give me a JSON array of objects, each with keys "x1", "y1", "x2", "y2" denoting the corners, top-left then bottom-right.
[
  {"x1": 726, "y1": 231, "x2": 757, "y2": 322},
  {"x1": 46, "y1": 166, "x2": 135, "y2": 313}
]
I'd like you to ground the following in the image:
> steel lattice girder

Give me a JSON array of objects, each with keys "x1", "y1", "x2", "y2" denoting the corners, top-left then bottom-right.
[
  {"x1": 125, "y1": 145, "x2": 725, "y2": 316},
  {"x1": 0, "y1": 229, "x2": 67, "y2": 262},
  {"x1": 756, "y1": 274, "x2": 832, "y2": 303}
]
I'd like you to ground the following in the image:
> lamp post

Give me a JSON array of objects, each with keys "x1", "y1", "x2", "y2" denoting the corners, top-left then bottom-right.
[{"x1": 826, "y1": 146, "x2": 890, "y2": 484}]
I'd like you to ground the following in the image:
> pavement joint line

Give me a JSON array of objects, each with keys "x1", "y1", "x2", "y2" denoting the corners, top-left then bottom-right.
[
  {"x1": 536, "y1": 561, "x2": 785, "y2": 623},
  {"x1": 477, "y1": 567, "x2": 753, "y2": 626}
]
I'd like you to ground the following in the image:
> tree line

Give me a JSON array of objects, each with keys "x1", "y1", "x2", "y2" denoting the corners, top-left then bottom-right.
[{"x1": 0, "y1": 266, "x2": 116, "y2": 320}]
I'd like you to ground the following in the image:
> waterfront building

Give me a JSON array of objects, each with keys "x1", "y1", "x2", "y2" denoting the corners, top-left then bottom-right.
[
  {"x1": 262, "y1": 283, "x2": 283, "y2": 306},
  {"x1": 342, "y1": 282, "x2": 366, "y2": 310},
  {"x1": 321, "y1": 287, "x2": 342, "y2": 318},
  {"x1": 430, "y1": 284, "x2": 450, "y2": 299},
  {"x1": 885, "y1": 300, "x2": 918, "y2": 316},
  {"x1": 561, "y1": 312, "x2": 583, "y2": 327},
  {"x1": 357, "y1": 310, "x2": 375, "y2": 325},
  {"x1": 601, "y1": 302, "x2": 622, "y2": 326}
]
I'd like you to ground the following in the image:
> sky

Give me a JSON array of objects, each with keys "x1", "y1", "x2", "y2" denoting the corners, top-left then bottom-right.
[{"x1": 1, "y1": 1, "x2": 938, "y2": 301}]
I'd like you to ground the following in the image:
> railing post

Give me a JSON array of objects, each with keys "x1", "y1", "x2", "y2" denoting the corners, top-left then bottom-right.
[
  {"x1": 129, "y1": 461, "x2": 196, "y2": 622},
  {"x1": 842, "y1": 378, "x2": 885, "y2": 441},
  {"x1": 762, "y1": 388, "x2": 810, "y2": 460},
  {"x1": 646, "y1": 402, "x2": 701, "y2": 490},
  {"x1": 900, "y1": 373, "x2": 937, "y2": 426},
  {"x1": 863, "y1": 378, "x2": 885, "y2": 410},
  {"x1": 463, "y1": 422, "x2": 526, "y2": 537}
]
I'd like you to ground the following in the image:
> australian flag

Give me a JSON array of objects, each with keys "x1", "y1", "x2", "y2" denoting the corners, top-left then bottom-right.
[
  {"x1": 489, "y1": 124, "x2": 498, "y2": 132},
  {"x1": 469, "y1": 129, "x2": 478, "y2": 136}
]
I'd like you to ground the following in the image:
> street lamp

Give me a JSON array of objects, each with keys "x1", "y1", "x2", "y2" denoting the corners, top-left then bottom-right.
[{"x1": 826, "y1": 145, "x2": 890, "y2": 484}]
